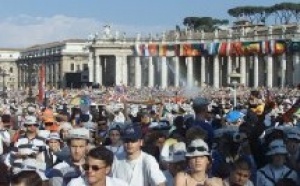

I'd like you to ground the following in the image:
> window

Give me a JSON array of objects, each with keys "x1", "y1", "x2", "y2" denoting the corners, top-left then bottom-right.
[
  {"x1": 70, "y1": 63, "x2": 74, "y2": 71},
  {"x1": 70, "y1": 57, "x2": 75, "y2": 60},
  {"x1": 9, "y1": 67, "x2": 13, "y2": 73},
  {"x1": 82, "y1": 75, "x2": 88, "y2": 80},
  {"x1": 83, "y1": 64, "x2": 88, "y2": 71},
  {"x1": 77, "y1": 65, "x2": 80, "y2": 71}
]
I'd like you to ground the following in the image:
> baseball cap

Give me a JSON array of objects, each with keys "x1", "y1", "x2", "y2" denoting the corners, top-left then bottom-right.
[
  {"x1": 122, "y1": 124, "x2": 142, "y2": 141},
  {"x1": 226, "y1": 111, "x2": 245, "y2": 123},
  {"x1": 24, "y1": 116, "x2": 38, "y2": 125},
  {"x1": 192, "y1": 97, "x2": 210, "y2": 108},
  {"x1": 68, "y1": 128, "x2": 90, "y2": 140}
]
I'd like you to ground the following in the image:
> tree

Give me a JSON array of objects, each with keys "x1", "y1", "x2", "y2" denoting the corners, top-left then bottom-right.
[{"x1": 183, "y1": 17, "x2": 229, "y2": 32}]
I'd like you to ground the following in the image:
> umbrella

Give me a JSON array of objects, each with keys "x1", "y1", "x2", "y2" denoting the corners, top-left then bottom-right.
[{"x1": 70, "y1": 95, "x2": 91, "y2": 106}]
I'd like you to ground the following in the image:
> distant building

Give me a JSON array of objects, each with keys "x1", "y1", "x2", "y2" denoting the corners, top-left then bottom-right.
[
  {"x1": 0, "y1": 48, "x2": 20, "y2": 90},
  {"x1": 16, "y1": 39, "x2": 88, "y2": 90}
]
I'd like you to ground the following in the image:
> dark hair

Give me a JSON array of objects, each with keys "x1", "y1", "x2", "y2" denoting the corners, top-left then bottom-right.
[
  {"x1": 88, "y1": 146, "x2": 114, "y2": 167},
  {"x1": 232, "y1": 157, "x2": 252, "y2": 171},
  {"x1": 10, "y1": 170, "x2": 42, "y2": 186},
  {"x1": 1, "y1": 114, "x2": 11, "y2": 123}
]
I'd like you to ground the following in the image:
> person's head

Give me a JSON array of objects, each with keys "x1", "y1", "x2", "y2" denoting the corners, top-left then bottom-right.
[
  {"x1": 160, "y1": 141, "x2": 187, "y2": 176},
  {"x1": 10, "y1": 170, "x2": 42, "y2": 186},
  {"x1": 229, "y1": 158, "x2": 252, "y2": 186},
  {"x1": 1, "y1": 114, "x2": 11, "y2": 129},
  {"x1": 108, "y1": 127, "x2": 122, "y2": 145},
  {"x1": 285, "y1": 129, "x2": 300, "y2": 155},
  {"x1": 24, "y1": 116, "x2": 39, "y2": 134},
  {"x1": 140, "y1": 112, "x2": 151, "y2": 124},
  {"x1": 67, "y1": 128, "x2": 89, "y2": 163},
  {"x1": 97, "y1": 118, "x2": 108, "y2": 131},
  {"x1": 192, "y1": 97, "x2": 210, "y2": 115},
  {"x1": 58, "y1": 122, "x2": 73, "y2": 140},
  {"x1": 266, "y1": 139, "x2": 288, "y2": 167},
  {"x1": 122, "y1": 124, "x2": 143, "y2": 156},
  {"x1": 185, "y1": 139, "x2": 211, "y2": 173},
  {"x1": 46, "y1": 133, "x2": 62, "y2": 152},
  {"x1": 185, "y1": 126, "x2": 207, "y2": 145},
  {"x1": 83, "y1": 146, "x2": 113, "y2": 185}
]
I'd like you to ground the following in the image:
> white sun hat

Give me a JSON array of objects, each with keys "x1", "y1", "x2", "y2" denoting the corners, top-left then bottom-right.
[{"x1": 186, "y1": 139, "x2": 210, "y2": 157}]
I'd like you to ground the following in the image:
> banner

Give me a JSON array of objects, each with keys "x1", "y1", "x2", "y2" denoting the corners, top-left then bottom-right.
[
  {"x1": 38, "y1": 64, "x2": 45, "y2": 104},
  {"x1": 148, "y1": 44, "x2": 159, "y2": 56},
  {"x1": 242, "y1": 41, "x2": 261, "y2": 55}
]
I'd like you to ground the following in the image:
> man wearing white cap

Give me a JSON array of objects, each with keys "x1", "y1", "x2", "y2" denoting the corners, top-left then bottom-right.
[
  {"x1": 39, "y1": 133, "x2": 62, "y2": 169},
  {"x1": 256, "y1": 139, "x2": 298, "y2": 186},
  {"x1": 47, "y1": 128, "x2": 90, "y2": 186}
]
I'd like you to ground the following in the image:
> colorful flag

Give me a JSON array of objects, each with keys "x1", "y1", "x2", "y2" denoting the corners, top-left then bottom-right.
[
  {"x1": 159, "y1": 44, "x2": 167, "y2": 56},
  {"x1": 287, "y1": 41, "x2": 300, "y2": 53},
  {"x1": 218, "y1": 42, "x2": 227, "y2": 56},
  {"x1": 230, "y1": 42, "x2": 244, "y2": 56},
  {"x1": 165, "y1": 44, "x2": 177, "y2": 56},
  {"x1": 242, "y1": 41, "x2": 261, "y2": 55},
  {"x1": 148, "y1": 44, "x2": 159, "y2": 56},
  {"x1": 269, "y1": 40, "x2": 286, "y2": 55}
]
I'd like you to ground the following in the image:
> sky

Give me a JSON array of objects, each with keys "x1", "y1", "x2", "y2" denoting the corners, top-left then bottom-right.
[{"x1": 0, "y1": 0, "x2": 298, "y2": 48}]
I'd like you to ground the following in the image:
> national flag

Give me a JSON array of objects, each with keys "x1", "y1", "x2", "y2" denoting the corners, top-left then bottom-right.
[
  {"x1": 191, "y1": 44, "x2": 202, "y2": 56},
  {"x1": 242, "y1": 41, "x2": 261, "y2": 55},
  {"x1": 144, "y1": 44, "x2": 149, "y2": 57},
  {"x1": 165, "y1": 44, "x2": 177, "y2": 56},
  {"x1": 229, "y1": 42, "x2": 243, "y2": 56},
  {"x1": 287, "y1": 41, "x2": 300, "y2": 53},
  {"x1": 269, "y1": 40, "x2": 286, "y2": 55},
  {"x1": 148, "y1": 44, "x2": 159, "y2": 56},
  {"x1": 218, "y1": 42, "x2": 227, "y2": 56},
  {"x1": 159, "y1": 44, "x2": 167, "y2": 56}
]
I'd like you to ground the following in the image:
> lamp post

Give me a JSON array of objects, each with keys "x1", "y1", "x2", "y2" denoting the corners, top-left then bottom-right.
[{"x1": 231, "y1": 81, "x2": 238, "y2": 109}]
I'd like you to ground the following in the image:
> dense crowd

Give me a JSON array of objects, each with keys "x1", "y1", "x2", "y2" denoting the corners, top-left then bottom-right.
[{"x1": 0, "y1": 85, "x2": 300, "y2": 186}]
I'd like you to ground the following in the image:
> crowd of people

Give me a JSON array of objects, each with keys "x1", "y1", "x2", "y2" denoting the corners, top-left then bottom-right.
[{"x1": 0, "y1": 85, "x2": 299, "y2": 186}]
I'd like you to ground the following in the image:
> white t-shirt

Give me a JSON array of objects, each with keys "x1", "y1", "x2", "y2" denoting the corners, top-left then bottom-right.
[
  {"x1": 67, "y1": 176, "x2": 129, "y2": 186},
  {"x1": 111, "y1": 151, "x2": 166, "y2": 186},
  {"x1": 105, "y1": 145, "x2": 124, "y2": 156}
]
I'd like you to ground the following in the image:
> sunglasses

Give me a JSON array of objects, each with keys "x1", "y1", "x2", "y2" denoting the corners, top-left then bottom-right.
[
  {"x1": 187, "y1": 146, "x2": 208, "y2": 153},
  {"x1": 123, "y1": 138, "x2": 139, "y2": 143},
  {"x1": 82, "y1": 164, "x2": 106, "y2": 171},
  {"x1": 45, "y1": 123, "x2": 54, "y2": 126},
  {"x1": 24, "y1": 124, "x2": 39, "y2": 128}
]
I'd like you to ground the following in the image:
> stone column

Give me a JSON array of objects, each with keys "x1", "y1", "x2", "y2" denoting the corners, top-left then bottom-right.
[
  {"x1": 148, "y1": 57, "x2": 154, "y2": 87},
  {"x1": 201, "y1": 56, "x2": 206, "y2": 86},
  {"x1": 293, "y1": 52, "x2": 300, "y2": 85},
  {"x1": 173, "y1": 57, "x2": 180, "y2": 87},
  {"x1": 88, "y1": 50, "x2": 94, "y2": 83},
  {"x1": 122, "y1": 56, "x2": 128, "y2": 86},
  {"x1": 135, "y1": 57, "x2": 142, "y2": 88},
  {"x1": 254, "y1": 55, "x2": 259, "y2": 88},
  {"x1": 267, "y1": 54, "x2": 273, "y2": 88},
  {"x1": 161, "y1": 57, "x2": 168, "y2": 88},
  {"x1": 213, "y1": 56, "x2": 220, "y2": 88},
  {"x1": 281, "y1": 53, "x2": 286, "y2": 88},
  {"x1": 186, "y1": 57, "x2": 194, "y2": 87},
  {"x1": 115, "y1": 56, "x2": 123, "y2": 85},
  {"x1": 240, "y1": 56, "x2": 246, "y2": 86},
  {"x1": 95, "y1": 55, "x2": 102, "y2": 85},
  {"x1": 227, "y1": 56, "x2": 232, "y2": 85}
]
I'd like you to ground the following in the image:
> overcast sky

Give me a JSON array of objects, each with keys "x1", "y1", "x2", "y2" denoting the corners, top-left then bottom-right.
[{"x1": 0, "y1": 0, "x2": 298, "y2": 48}]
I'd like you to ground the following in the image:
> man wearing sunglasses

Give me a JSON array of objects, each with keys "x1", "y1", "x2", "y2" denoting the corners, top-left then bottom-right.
[
  {"x1": 68, "y1": 146, "x2": 128, "y2": 186},
  {"x1": 111, "y1": 124, "x2": 166, "y2": 186},
  {"x1": 48, "y1": 128, "x2": 90, "y2": 186},
  {"x1": 5, "y1": 116, "x2": 45, "y2": 170}
]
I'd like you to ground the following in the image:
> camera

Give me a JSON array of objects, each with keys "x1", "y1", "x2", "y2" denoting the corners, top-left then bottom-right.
[{"x1": 232, "y1": 132, "x2": 248, "y2": 143}]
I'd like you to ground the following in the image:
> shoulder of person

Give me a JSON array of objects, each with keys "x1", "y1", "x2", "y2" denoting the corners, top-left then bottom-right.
[
  {"x1": 107, "y1": 176, "x2": 129, "y2": 186},
  {"x1": 204, "y1": 177, "x2": 223, "y2": 186},
  {"x1": 67, "y1": 176, "x2": 86, "y2": 186}
]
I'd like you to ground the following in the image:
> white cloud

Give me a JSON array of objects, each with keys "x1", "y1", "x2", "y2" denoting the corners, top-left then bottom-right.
[{"x1": 0, "y1": 14, "x2": 169, "y2": 48}]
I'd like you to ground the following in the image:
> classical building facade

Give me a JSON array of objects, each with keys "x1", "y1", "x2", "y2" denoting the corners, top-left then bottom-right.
[
  {"x1": 0, "y1": 48, "x2": 20, "y2": 90},
  {"x1": 17, "y1": 39, "x2": 88, "y2": 89},
  {"x1": 87, "y1": 24, "x2": 300, "y2": 88}
]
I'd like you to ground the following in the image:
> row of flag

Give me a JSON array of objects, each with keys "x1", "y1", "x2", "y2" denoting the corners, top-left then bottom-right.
[{"x1": 135, "y1": 40, "x2": 300, "y2": 57}]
